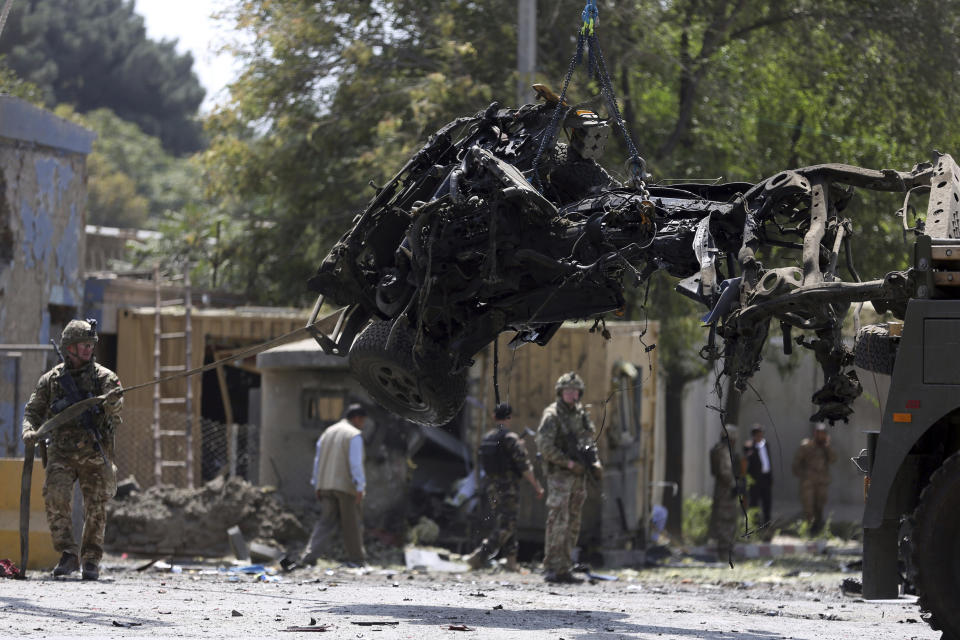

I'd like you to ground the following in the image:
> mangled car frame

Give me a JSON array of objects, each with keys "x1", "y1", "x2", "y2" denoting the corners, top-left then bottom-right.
[
  {"x1": 306, "y1": 92, "x2": 960, "y2": 636},
  {"x1": 308, "y1": 92, "x2": 931, "y2": 428}
]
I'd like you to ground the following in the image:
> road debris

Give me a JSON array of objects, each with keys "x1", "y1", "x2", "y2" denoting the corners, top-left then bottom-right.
[
  {"x1": 0, "y1": 559, "x2": 21, "y2": 578},
  {"x1": 404, "y1": 548, "x2": 468, "y2": 572},
  {"x1": 282, "y1": 626, "x2": 330, "y2": 632}
]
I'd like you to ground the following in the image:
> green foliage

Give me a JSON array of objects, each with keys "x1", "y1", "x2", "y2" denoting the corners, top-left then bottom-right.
[
  {"x1": 0, "y1": 57, "x2": 42, "y2": 104},
  {"x1": 200, "y1": 0, "x2": 960, "y2": 312},
  {"x1": 203, "y1": 0, "x2": 562, "y2": 303},
  {"x1": 54, "y1": 106, "x2": 203, "y2": 229},
  {"x1": 747, "y1": 506, "x2": 764, "y2": 535},
  {"x1": 132, "y1": 203, "x2": 247, "y2": 295},
  {"x1": 797, "y1": 516, "x2": 833, "y2": 540},
  {"x1": 682, "y1": 494, "x2": 713, "y2": 546},
  {"x1": 1, "y1": 0, "x2": 205, "y2": 153}
]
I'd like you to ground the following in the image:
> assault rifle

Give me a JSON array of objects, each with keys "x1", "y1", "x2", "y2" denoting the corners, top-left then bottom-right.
[
  {"x1": 48, "y1": 339, "x2": 110, "y2": 467},
  {"x1": 565, "y1": 430, "x2": 602, "y2": 484}
]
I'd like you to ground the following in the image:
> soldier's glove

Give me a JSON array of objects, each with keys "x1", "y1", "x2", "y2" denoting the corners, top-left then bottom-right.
[
  {"x1": 22, "y1": 429, "x2": 38, "y2": 445},
  {"x1": 590, "y1": 461, "x2": 604, "y2": 482}
]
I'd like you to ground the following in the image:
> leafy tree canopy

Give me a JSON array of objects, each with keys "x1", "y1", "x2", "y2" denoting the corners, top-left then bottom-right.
[
  {"x1": 199, "y1": 0, "x2": 960, "y2": 308},
  {"x1": 1, "y1": 0, "x2": 206, "y2": 154},
  {"x1": 55, "y1": 106, "x2": 203, "y2": 229},
  {"x1": 0, "y1": 56, "x2": 42, "y2": 103}
]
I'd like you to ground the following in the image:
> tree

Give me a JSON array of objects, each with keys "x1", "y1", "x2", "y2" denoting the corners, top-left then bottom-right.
[
  {"x1": 204, "y1": 0, "x2": 960, "y2": 305},
  {"x1": 203, "y1": 1, "x2": 531, "y2": 303},
  {"x1": 0, "y1": 0, "x2": 206, "y2": 154},
  {"x1": 0, "y1": 57, "x2": 42, "y2": 104},
  {"x1": 55, "y1": 106, "x2": 203, "y2": 228}
]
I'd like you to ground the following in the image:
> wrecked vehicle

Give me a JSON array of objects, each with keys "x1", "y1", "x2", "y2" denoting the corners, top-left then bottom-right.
[
  {"x1": 306, "y1": 92, "x2": 960, "y2": 637},
  {"x1": 308, "y1": 91, "x2": 925, "y2": 428}
]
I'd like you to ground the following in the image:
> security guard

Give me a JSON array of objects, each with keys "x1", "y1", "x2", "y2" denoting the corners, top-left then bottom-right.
[
  {"x1": 21, "y1": 319, "x2": 122, "y2": 580},
  {"x1": 791, "y1": 423, "x2": 837, "y2": 534},
  {"x1": 708, "y1": 425, "x2": 741, "y2": 558}
]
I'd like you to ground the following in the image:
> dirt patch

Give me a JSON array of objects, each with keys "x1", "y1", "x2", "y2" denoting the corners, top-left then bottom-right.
[{"x1": 105, "y1": 475, "x2": 306, "y2": 556}]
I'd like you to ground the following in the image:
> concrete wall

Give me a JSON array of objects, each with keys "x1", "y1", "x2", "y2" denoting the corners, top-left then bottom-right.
[
  {"x1": 682, "y1": 336, "x2": 888, "y2": 526},
  {"x1": 0, "y1": 97, "x2": 94, "y2": 456}
]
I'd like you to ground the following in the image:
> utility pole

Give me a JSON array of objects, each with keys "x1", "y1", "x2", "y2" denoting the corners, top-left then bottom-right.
[{"x1": 517, "y1": 0, "x2": 536, "y2": 106}]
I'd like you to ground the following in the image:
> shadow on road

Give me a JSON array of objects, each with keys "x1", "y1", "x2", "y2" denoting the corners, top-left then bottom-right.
[
  {"x1": 0, "y1": 590, "x2": 166, "y2": 631},
  {"x1": 315, "y1": 602, "x2": 781, "y2": 638}
]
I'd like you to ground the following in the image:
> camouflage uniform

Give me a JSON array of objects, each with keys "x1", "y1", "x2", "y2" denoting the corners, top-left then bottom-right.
[
  {"x1": 708, "y1": 436, "x2": 740, "y2": 556},
  {"x1": 22, "y1": 346, "x2": 122, "y2": 567},
  {"x1": 536, "y1": 380, "x2": 595, "y2": 576},
  {"x1": 791, "y1": 434, "x2": 837, "y2": 530},
  {"x1": 470, "y1": 426, "x2": 533, "y2": 564}
]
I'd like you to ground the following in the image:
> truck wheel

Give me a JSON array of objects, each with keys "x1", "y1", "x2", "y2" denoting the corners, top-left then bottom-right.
[
  {"x1": 348, "y1": 320, "x2": 467, "y2": 427},
  {"x1": 910, "y1": 450, "x2": 960, "y2": 638},
  {"x1": 853, "y1": 323, "x2": 898, "y2": 375}
]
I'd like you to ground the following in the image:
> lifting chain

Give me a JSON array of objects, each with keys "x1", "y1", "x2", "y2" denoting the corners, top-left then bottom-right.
[{"x1": 532, "y1": 0, "x2": 649, "y2": 198}]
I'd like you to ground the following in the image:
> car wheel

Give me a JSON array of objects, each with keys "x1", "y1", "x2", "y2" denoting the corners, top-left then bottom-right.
[
  {"x1": 910, "y1": 450, "x2": 960, "y2": 639},
  {"x1": 348, "y1": 320, "x2": 467, "y2": 427},
  {"x1": 853, "y1": 323, "x2": 898, "y2": 375}
]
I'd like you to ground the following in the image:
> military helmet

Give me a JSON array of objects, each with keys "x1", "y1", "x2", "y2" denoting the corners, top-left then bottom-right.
[
  {"x1": 555, "y1": 371, "x2": 585, "y2": 393},
  {"x1": 61, "y1": 319, "x2": 98, "y2": 346}
]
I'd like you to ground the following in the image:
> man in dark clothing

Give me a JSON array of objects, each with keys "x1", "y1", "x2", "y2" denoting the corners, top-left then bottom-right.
[
  {"x1": 466, "y1": 403, "x2": 543, "y2": 571},
  {"x1": 743, "y1": 424, "x2": 773, "y2": 528}
]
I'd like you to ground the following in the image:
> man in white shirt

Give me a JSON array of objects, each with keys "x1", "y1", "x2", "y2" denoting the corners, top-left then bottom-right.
[
  {"x1": 744, "y1": 424, "x2": 773, "y2": 528},
  {"x1": 299, "y1": 403, "x2": 367, "y2": 567}
]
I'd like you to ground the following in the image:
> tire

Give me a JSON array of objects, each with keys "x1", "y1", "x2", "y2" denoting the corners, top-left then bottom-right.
[
  {"x1": 910, "y1": 451, "x2": 960, "y2": 639},
  {"x1": 853, "y1": 323, "x2": 899, "y2": 375},
  {"x1": 348, "y1": 320, "x2": 467, "y2": 427}
]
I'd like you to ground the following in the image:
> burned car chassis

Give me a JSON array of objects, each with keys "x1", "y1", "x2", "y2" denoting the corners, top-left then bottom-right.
[
  {"x1": 307, "y1": 98, "x2": 934, "y2": 427},
  {"x1": 308, "y1": 96, "x2": 960, "y2": 636}
]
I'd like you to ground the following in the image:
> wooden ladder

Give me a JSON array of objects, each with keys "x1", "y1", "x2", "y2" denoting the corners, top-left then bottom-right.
[{"x1": 152, "y1": 263, "x2": 194, "y2": 486}]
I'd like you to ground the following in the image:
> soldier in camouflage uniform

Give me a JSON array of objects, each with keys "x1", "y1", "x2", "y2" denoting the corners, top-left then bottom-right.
[
  {"x1": 466, "y1": 403, "x2": 544, "y2": 571},
  {"x1": 791, "y1": 423, "x2": 837, "y2": 534},
  {"x1": 536, "y1": 372, "x2": 602, "y2": 584},
  {"x1": 708, "y1": 425, "x2": 741, "y2": 558},
  {"x1": 21, "y1": 319, "x2": 122, "y2": 581}
]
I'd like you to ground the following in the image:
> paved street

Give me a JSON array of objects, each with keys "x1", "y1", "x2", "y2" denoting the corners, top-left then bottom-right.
[{"x1": 1, "y1": 553, "x2": 938, "y2": 640}]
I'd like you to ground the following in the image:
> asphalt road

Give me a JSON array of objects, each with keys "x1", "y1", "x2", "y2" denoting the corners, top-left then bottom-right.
[{"x1": 1, "y1": 555, "x2": 939, "y2": 640}]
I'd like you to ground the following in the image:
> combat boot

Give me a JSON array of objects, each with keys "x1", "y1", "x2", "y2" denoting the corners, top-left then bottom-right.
[
  {"x1": 465, "y1": 548, "x2": 486, "y2": 570},
  {"x1": 544, "y1": 570, "x2": 583, "y2": 584},
  {"x1": 81, "y1": 562, "x2": 100, "y2": 581},
  {"x1": 504, "y1": 554, "x2": 519, "y2": 572},
  {"x1": 52, "y1": 552, "x2": 79, "y2": 577}
]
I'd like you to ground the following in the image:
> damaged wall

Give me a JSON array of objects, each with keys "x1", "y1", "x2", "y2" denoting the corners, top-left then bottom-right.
[{"x1": 0, "y1": 96, "x2": 95, "y2": 456}]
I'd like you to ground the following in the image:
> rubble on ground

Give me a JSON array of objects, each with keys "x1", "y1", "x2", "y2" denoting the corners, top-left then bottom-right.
[{"x1": 105, "y1": 475, "x2": 306, "y2": 557}]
